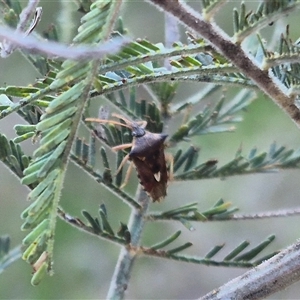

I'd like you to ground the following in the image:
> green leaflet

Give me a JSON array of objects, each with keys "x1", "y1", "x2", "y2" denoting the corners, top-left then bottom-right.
[
  {"x1": 22, "y1": 219, "x2": 50, "y2": 246},
  {"x1": 46, "y1": 83, "x2": 85, "y2": 114},
  {"x1": 27, "y1": 170, "x2": 60, "y2": 200},
  {"x1": 21, "y1": 184, "x2": 55, "y2": 220},
  {"x1": 13, "y1": 132, "x2": 35, "y2": 143},
  {"x1": 36, "y1": 107, "x2": 77, "y2": 132},
  {"x1": 18, "y1": 0, "x2": 125, "y2": 285},
  {"x1": 31, "y1": 261, "x2": 48, "y2": 286},
  {"x1": 39, "y1": 119, "x2": 72, "y2": 145},
  {"x1": 33, "y1": 129, "x2": 70, "y2": 158},
  {"x1": 49, "y1": 66, "x2": 90, "y2": 90},
  {"x1": 37, "y1": 141, "x2": 67, "y2": 178},
  {"x1": 23, "y1": 156, "x2": 51, "y2": 176}
]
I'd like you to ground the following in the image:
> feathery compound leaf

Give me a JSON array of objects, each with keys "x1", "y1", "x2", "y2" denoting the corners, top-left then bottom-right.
[
  {"x1": 170, "y1": 90, "x2": 255, "y2": 143},
  {"x1": 81, "y1": 36, "x2": 253, "y2": 98},
  {"x1": 20, "y1": 0, "x2": 124, "y2": 283},
  {"x1": 233, "y1": 1, "x2": 300, "y2": 43},
  {"x1": 176, "y1": 142, "x2": 300, "y2": 181},
  {"x1": 147, "y1": 199, "x2": 236, "y2": 224},
  {"x1": 50, "y1": 0, "x2": 125, "y2": 89},
  {"x1": 2, "y1": 0, "x2": 300, "y2": 293},
  {"x1": 263, "y1": 25, "x2": 300, "y2": 93},
  {"x1": 73, "y1": 0, "x2": 112, "y2": 44},
  {"x1": 58, "y1": 206, "x2": 127, "y2": 246},
  {"x1": 142, "y1": 235, "x2": 276, "y2": 269},
  {"x1": 71, "y1": 132, "x2": 141, "y2": 209}
]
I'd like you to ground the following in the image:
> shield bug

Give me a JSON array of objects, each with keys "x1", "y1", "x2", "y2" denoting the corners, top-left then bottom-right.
[{"x1": 86, "y1": 113, "x2": 171, "y2": 202}]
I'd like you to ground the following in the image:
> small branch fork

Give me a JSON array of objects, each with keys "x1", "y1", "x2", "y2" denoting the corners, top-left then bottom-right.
[
  {"x1": 106, "y1": 188, "x2": 150, "y2": 299},
  {"x1": 147, "y1": 0, "x2": 300, "y2": 129}
]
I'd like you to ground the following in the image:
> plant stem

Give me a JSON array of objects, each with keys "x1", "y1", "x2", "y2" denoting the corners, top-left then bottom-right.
[
  {"x1": 200, "y1": 240, "x2": 300, "y2": 300},
  {"x1": 106, "y1": 187, "x2": 150, "y2": 300}
]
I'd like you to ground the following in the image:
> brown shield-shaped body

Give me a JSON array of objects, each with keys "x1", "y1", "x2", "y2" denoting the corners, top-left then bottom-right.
[
  {"x1": 129, "y1": 131, "x2": 168, "y2": 202},
  {"x1": 85, "y1": 114, "x2": 170, "y2": 202}
]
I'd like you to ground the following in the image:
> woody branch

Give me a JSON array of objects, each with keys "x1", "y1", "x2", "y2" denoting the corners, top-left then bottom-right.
[{"x1": 147, "y1": 0, "x2": 300, "y2": 129}]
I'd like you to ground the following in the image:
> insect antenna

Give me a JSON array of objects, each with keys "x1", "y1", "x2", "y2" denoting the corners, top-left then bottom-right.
[
  {"x1": 111, "y1": 113, "x2": 147, "y2": 130},
  {"x1": 85, "y1": 117, "x2": 132, "y2": 130}
]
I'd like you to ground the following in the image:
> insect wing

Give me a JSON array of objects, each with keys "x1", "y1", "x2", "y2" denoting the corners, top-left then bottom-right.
[{"x1": 129, "y1": 132, "x2": 168, "y2": 202}]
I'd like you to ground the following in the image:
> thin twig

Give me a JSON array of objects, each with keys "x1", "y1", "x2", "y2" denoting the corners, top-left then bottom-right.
[
  {"x1": 147, "y1": 207, "x2": 300, "y2": 222},
  {"x1": 18, "y1": 0, "x2": 40, "y2": 33},
  {"x1": 0, "y1": 25, "x2": 130, "y2": 60},
  {"x1": 226, "y1": 208, "x2": 300, "y2": 220},
  {"x1": 199, "y1": 240, "x2": 300, "y2": 300},
  {"x1": 176, "y1": 75, "x2": 257, "y2": 90},
  {"x1": 0, "y1": 245, "x2": 22, "y2": 274}
]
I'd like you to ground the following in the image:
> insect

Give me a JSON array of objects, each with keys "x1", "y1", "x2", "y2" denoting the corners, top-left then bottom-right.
[{"x1": 86, "y1": 113, "x2": 171, "y2": 202}]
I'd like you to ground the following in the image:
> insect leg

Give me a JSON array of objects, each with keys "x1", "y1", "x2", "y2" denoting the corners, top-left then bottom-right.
[
  {"x1": 112, "y1": 143, "x2": 133, "y2": 151},
  {"x1": 165, "y1": 153, "x2": 174, "y2": 181},
  {"x1": 111, "y1": 143, "x2": 133, "y2": 177},
  {"x1": 115, "y1": 153, "x2": 130, "y2": 175},
  {"x1": 120, "y1": 161, "x2": 134, "y2": 189}
]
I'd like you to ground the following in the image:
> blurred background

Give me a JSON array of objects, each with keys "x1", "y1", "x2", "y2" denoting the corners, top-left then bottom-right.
[{"x1": 1, "y1": 0, "x2": 300, "y2": 299}]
